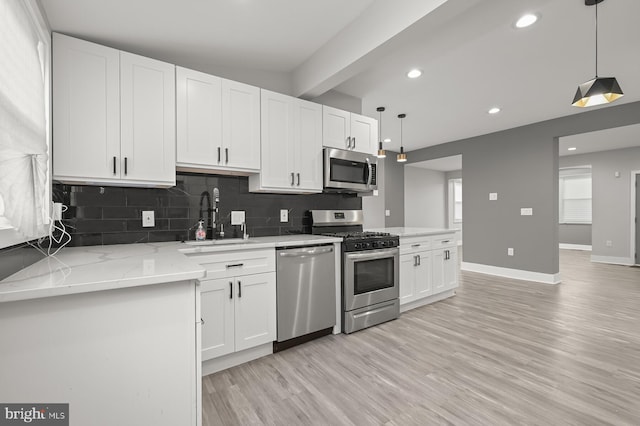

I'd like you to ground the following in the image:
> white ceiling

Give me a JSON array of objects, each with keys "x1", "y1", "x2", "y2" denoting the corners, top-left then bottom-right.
[{"x1": 39, "y1": 0, "x2": 640, "y2": 154}]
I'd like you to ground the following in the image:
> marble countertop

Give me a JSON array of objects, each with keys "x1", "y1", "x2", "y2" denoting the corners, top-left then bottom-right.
[
  {"x1": 366, "y1": 227, "x2": 458, "y2": 238},
  {"x1": 0, "y1": 235, "x2": 342, "y2": 303}
]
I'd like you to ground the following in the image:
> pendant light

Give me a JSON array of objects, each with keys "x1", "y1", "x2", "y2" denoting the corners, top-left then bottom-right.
[
  {"x1": 572, "y1": 0, "x2": 623, "y2": 107},
  {"x1": 376, "y1": 107, "x2": 386, "y2": 158},
  {"x1": 397, "y1": 114, "x2": 407, "y2": 162}
]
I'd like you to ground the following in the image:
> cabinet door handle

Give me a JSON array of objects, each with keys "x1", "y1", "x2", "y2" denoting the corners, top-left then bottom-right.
[
  {"x1": 297, "y1": 173, "x2": 300, "y2": 186},
  {"x1": 291, "y1": 172, "x2": 295, "y2": 186},
  {"x1": 218, "y1": 147, "x2": 221, "y2": 163},
  {"x1": 417, "y1": 254, "x2": 421, "y2": 266},
  {"x1": 413, "y1": 255, "x2": 418, "y2": 267},
  {"x1": 238, "y1": 281, "x2": 242, "y2": 298},
  {"x1": 352, "y1": 137, "x2": 356, "y2": 149},
  {"x1": 225, "y1": 148, "x2": 229, "y2": 164},
  {"x1": 201, "y1": 317, "x2": 205, "y2": 325},
  {"x1": 124, "y1": 157, "x2": 128, "y2": 175},
  {"x1": 112, "y1": 156, "x2": 117, "y2": 174},
  {"x1": 229, "y1": 281, "x2": 233, "y2": 299},
  {"x1": 226, "y1": 263, "x2": 244, "y2": 268},
  {"x1": 346, "y1": 136, "x2": 351, "y2": 149}
]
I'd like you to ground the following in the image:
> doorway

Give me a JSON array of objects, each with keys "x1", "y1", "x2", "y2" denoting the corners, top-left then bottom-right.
[{"x1": 634, "y1": 171, "x2": 640, "y2": 265}]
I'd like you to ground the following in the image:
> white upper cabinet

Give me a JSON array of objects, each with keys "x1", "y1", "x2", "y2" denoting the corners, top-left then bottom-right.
[
  {"x1": 176, "y1": 67, "x2": 222, "y2": 167},
  {"x1": 221, "y1": 79, "x2": 261, "y2": 171},
  {"x1": 249, "y1": 89, "x2": 322, "y2": 193},
  {"x1": 322, "y1": 105, "x2": 377, "y2": 155},
  {"x1": 176, "y1": 72, "x2": 260, "y2": 173},
  {"x1": 120, "y1": 52, "x2": 176, "y2": 185},
  {"x1": 53, "y1": 33, "x2": 175, "y2": 187},
  {"x1": 53, "y1": 33, "x2": 120, "y2": 181}
]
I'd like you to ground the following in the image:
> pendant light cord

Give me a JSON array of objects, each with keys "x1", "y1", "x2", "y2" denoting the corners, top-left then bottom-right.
[{"x1": 595, "y1": 1, "x2": 598, "y2": 77}]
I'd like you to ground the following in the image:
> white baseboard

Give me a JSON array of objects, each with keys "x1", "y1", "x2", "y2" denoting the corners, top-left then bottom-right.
[
  {"x1": 461, "y1": 262, "x2": 561, "y2": 285},
  {"x1": 559, "y1": 243, "x2": 592, "y2": 251},
  {"x1": 590, "y1": 255, "x2": 635, "y2": 266},
  {"x1": 202, "y1": 343, "x2": 272, "y2": 376}
]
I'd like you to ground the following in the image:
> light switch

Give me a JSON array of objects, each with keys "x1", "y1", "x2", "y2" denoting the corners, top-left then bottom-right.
[
  {"x1": 507, "y1": 248, "x2": 514, "y2": 256},
  {"x1": 489, "y1": 193, "x2": 498, "y2": 201},
  {"x1": 142, "y1": 210, "x2": 155, "y2": 227},
  {"x1": 520, "y1": 208, "x2": 533, "y2": 216},
  {"x1": 385, "y1": 209, "x2": 391, "y2": 217},
  {"x1": 280, "y1": 209, "x2": 289, "y2": 222}
]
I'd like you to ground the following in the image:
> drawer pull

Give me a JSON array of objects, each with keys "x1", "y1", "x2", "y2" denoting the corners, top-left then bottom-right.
[
  {"x1": 226, "y1": 263, "x2": 244, "y2": 268},
  {"x1": 411, "y1": 244, "x2": 421, "y2": 248},
  {"x1": 441, "y1": 240, "x2": 451, "y2": 244}
]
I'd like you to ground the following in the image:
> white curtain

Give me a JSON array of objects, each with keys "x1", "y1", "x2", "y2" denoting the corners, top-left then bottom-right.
[{"x1": 0, "y1": 0, "x2": 48, "y2": 238}]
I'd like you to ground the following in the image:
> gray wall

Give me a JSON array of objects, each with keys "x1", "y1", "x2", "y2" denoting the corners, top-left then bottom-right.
[
  {"x1": 559, "y1": 224, "x2": 592, "y2": 246},
  {"x1": 384, "y1": 153, "x2": 405, "y2": 227},
  {"x1": 560, "y1": 146, "x2": 640, "y2": 260},
  {"x1": 404, "y1": 166, "x2": 446, "y2": 227},
  {"x1": 405, "y1": 100, "x2": 640, "y2": 275},
  {"x1": 312, "y1": 90, "x2": 362, "y2": 114}
]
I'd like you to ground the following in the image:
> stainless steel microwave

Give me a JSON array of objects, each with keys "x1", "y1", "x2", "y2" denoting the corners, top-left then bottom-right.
[{"x1": 323, "y1": 148, "x2": 377, "y2": 194}]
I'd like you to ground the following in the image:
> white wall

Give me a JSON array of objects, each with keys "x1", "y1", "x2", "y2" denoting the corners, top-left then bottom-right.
[{"x1": 404, "y1": 166, "x2": 446, "y2": 227}]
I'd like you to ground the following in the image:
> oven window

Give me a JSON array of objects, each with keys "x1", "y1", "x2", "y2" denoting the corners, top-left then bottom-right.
[
  {"x1": 354, "y1": 257, "x2": 394, "y2": 294},
  {"x1": 330, "y1": 159, "x2": 367, "y2": 184}
]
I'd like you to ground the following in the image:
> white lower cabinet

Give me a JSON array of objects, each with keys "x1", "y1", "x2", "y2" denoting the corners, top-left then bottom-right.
[
  {"x1": 399, "y1": 250, "x2": 432, "y2": 304},
  {"x1": 399, "y1": 233, "x2": 458, "y2": 311},
  {"x1": 188, "y1": 248, "x2": 276, "y2": 363},
  {"x1": 200, "y1": 272, "x2": 276, "y2": 360}
]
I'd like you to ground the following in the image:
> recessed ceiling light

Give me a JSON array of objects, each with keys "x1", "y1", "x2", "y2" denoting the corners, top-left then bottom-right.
[
  {"x1": 568, "y1": 147, "x2": 577, "y2": 151},
  {"x1": 383, "y1": 138, "x2": 391, "y2": 143},
  {"x1": 515, "y1": 13, "x2": 538, "y2": 29},
  {"x1": 407, "y1": 69, "x2": 422, "y2": 79},
  {"x1": 488, "y1": 107, "x2": 501, "y2": 114}
]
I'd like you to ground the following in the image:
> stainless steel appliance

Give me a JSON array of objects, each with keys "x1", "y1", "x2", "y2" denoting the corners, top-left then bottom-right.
[
  {"x1": 323, "y1": 148, "x2": 377, "y2": 194},
  {"x1": 311, "y1": 210, "x2": 399, "y2": 334},
  {"x1": 275, "y1": 244, "x2": 336, "y2": 351}
]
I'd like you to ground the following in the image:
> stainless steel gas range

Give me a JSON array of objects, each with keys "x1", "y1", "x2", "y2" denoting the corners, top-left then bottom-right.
[{"x1": 311, "y1": 210, "x2": 399, "y2": 334}]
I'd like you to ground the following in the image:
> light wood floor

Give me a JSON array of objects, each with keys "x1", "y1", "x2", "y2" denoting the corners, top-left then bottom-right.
[{"x1": 202, "y1": 250, "x2": 640, "y2": 425}]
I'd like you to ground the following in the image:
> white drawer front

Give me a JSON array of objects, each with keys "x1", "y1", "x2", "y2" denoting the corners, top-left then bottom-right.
[
  {"x1": 186, "y1": 249, "x2": 275, "y2": 279},
  {"x1": 400, "y1": 237, "x2": 432, "y2": 254},
  {"x1": 433, "y1": 235, "x2": 456, "y2": 248}
]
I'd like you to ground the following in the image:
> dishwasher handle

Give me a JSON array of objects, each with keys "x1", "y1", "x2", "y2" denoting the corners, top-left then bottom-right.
[{"x1": 278, "y1": 246, "x2": 333, "y2": 257}]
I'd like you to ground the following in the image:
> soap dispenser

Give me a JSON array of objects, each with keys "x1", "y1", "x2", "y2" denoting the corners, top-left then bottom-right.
[{"x1": 195, "y1": 220, "x2": 206, "y2": 241}]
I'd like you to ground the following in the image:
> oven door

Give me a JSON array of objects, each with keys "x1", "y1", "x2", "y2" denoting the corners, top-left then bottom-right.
[
  {"x1": 343, "y1": 247, "x2": 399, "y2": 311},
  {"x1": 324, "y1": 148, "x2": 377, "y2": 193}
]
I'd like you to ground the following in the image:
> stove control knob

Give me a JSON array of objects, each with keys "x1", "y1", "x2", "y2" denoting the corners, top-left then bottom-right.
[
  {"x1": 365, "y1": 242, "x2": 372, "y2": 249},
  {"x1": 354, "y1": 243, "x2": 361, "y2": 249}
]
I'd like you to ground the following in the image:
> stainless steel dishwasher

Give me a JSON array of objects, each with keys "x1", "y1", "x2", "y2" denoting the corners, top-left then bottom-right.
[{"x1": 275, "y1": 244, "x2": 336, "y2": 351}]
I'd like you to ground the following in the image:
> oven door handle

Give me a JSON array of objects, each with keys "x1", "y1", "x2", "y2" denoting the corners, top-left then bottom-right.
[{"x1": 345, "y1": 248, "x2": 398, "y2": 261}]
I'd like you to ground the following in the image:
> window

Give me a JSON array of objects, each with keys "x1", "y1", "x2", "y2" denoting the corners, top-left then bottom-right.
[
  {"x1": 448, "y1": 178, "x2": 462, "y2": 225},
  {"x1": 559, "y1": 167, "x2": 592, "y2": 224},
  {"x1": 0, "y1": 0, "x2": 51, "y2": 249}
]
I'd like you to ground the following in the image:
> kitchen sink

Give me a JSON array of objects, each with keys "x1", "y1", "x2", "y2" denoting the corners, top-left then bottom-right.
[{"x1": 183, "y1": 238, "x2": 250, "y2": 246}]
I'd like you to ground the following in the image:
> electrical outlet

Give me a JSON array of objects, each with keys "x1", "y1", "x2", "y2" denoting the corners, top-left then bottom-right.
[
  {"x1": 52, "y1": 202, "x2": 63, "y2": 221},
  {"x1": 489, "y1": 192, "x2": 498, "y2": 201},
  {"x1": 520, "y1": 208, "x2": 533, "y2": 216},
  {"x1": 142, "y1": 210, "x2": 155, "y2": 227},
  {"x1": 280, "y1": 209, "x2": 289, "y2": 222},
  {"x1": 385, "y1": 210, "x2": 391, "y2": 217},
  {"x1": 231, "y1": 211, "x2": 245, "y2": 225},
  {"x1": 507, "y1": 248, "x2": 514, "y2": 256}
]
